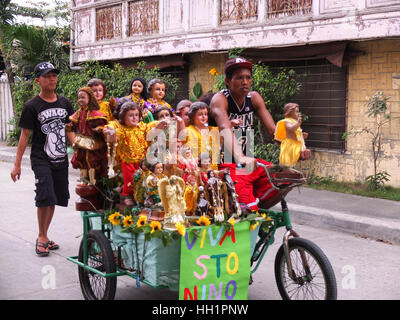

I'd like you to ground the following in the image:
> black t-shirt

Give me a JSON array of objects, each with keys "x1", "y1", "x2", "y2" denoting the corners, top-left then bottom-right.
[
  {"x1": 19, "y1": 95, "x2": 74, "y2": 169},
  {"x1": 220, "y1": 89, "x2": 255, "y2": 163}
]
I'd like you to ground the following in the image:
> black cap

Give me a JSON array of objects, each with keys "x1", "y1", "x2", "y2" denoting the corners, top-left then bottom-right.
[
  {"x1": 34, "y1": 62, "x2": 60, "y2": 78},
  {"x1": 224, "y1": 57, "x2": 253, "y2": 76}
]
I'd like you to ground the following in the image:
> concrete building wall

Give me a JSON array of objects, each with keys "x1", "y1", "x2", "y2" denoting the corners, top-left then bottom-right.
[
  {"x1": 187, "y1": 53, "x2": 225, "y2": 96},
  {"x1": 298, "y1": 39, "x2": 400, "y2": 187}
]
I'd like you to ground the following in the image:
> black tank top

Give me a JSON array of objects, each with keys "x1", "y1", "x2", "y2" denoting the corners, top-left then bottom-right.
[{"x1": 220, "y1": 89, "x2": 255, "y2": 163}]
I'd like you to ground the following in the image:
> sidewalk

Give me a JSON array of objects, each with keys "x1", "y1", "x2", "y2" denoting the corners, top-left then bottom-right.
[{"x1": 1, "y1": 141, "x2": 400, "y2": 244}]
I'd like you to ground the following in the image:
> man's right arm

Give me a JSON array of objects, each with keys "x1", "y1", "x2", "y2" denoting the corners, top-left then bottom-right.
[{"x1": 11, "y1": 128, "x2": 31, "y2": 182}]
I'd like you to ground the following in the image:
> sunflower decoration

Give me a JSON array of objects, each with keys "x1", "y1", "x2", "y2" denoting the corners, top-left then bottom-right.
[
  {"x1": 196, "y1": 215, "x2": 211, "y2": 226},
  {"x1": 108, "y1": 211, "x2": 121, "y2": 226},
  {"x1": 228, "y1": 217, "x2": 236, "y2": 227},
  {"x1": 123, "y1": 215, "x2": 134, "y2": 228},
  {"x1": 175, "y1": 222, "x2": 186, "y2": 236},
  {"x1": 250, "y1": 221, "x2": 259, "y2": 231},
  {"x1": 150, "y1": 221, "x2": 162, "y2": 234},
  {"x1": 137, "y1": 215, "x2": 148, "y2": 228},
  {"x1": 261, "y1": 213, "x2": 267, "y2": 219}
]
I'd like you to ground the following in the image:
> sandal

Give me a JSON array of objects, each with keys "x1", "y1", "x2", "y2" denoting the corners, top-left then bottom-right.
[
  {"x1": 35, "y1": 239, "x2": 49, "y2": 257},
  {"x1": 47, "y1": 240, "x2": 59, "y2": 250}
]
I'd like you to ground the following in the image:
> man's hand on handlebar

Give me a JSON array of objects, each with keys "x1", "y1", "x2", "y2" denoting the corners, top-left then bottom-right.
[{"x1": 237, "y1": 156, "x2": 258, "y2": 174}]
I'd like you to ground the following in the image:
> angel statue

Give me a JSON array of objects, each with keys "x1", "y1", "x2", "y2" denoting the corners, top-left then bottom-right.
[{"x1": 158, "y1": 175, "x2": 186, "y2": 225}]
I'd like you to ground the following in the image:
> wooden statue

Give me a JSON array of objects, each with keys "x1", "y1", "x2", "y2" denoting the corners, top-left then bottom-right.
[
  {"x1": 183, "y1": 174, "x2": 198, "y2": 216},
  {"x1": 274, "y1": 103, "x2": 311, "y2": 167},
  {"x1": 221, "y1": 169, "x2": 242, "y2": 218},
  {"x1": 195, "y1": 186, "x2": 210, "y2": 216},
  {"x1": 66, "y1": 86, "x2": 107, "y2": 185}
]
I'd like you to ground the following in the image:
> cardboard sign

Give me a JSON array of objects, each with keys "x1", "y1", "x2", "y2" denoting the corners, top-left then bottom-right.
[{"x1": 179, "y1": 221, "x2": 250, "y2": 300}]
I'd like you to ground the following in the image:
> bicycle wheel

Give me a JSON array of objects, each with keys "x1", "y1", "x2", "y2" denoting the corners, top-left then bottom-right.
[
  {"x1": 78, "y1": 230, "x2": 117, "y2": 300},
  {"x1": 274, "y1": 237, "x2": 337, "y2": 300}
]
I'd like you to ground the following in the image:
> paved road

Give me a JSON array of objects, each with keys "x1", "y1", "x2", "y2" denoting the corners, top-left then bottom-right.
[{"x1": 1, "y1": 160, "x2": 400, "y2": 300}]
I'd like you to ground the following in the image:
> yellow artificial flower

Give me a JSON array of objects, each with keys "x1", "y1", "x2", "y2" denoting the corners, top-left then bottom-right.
[
  {"x1": 266, "y1": 216, "x2": 272, "y2": 221},
  {"x1": 250, "y1": 221, "x2": 259, "y2": 231},
  {"x1": 209, "y1": 68, "x2": 218, "y2": 76},
  {"x1": 228, "y1": 217, "x2": 235, "y2": 226},
  {"x1": 123, "y1": 215, "x2": 134, "y2": 228},
  {"x1": 196, "y1": 215, "x2": 211, "y2": 226},
  {"x1": 261, "y1": 213, "x2": 267, "y2": 219},
  {"x1": 175, "y1": 222, "x2": 186, "y2": 236},
  {"x1": 150, "y1": 221, "x2": 162, "y2": 234},
  {"x1": 137, "y1": 215, "x2": 147, "y2": 227},
  {"x1": 108, "y1": 212, "x2": 121, "y2": 226}
]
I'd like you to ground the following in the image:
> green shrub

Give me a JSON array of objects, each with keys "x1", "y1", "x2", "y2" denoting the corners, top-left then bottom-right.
[
  {"x1": 254, "y1": 143, "x2": 280, "y2": 164},
  {"x1": 56, "y1": 60, "x2": 179, "y2": 110},
  {"x1": 366, "y1": 171, "x2": 391, "y2": 191},
  {"x1": 6, "y1": 79, "x2": 38, "y2": 145},
  {"x1": 7, "y1": 61, "x2": 180, "y2": 144}
]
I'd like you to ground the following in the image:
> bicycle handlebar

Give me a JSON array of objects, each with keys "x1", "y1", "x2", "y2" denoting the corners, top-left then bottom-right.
[
  {"x1": 256, "y1": 162, "x2": 280, "y2": 191},
  {"x1": 256, "y1": 162, "x2": 306, "y2": 191}
]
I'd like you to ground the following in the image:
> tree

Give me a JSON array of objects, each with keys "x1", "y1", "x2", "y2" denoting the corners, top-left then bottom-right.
[
  {"x1": 0, "y1": 0, "x2": 15, "y2": 25},
  {"x1": 342, "y1": 91, "x2": 399, "y2": 190},
  {"x1": 0, "y1": 0, "x2": 70, "y2": 79},
  {"x1": 3, "y1": 24, "x2": 69, "y2": 76},
  {"x1": 0, "y1": 0, "x2": 17, "y2": 100}
]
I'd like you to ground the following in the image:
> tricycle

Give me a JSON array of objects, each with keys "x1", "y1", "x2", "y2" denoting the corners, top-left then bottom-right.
[{"x1": 67, "y1": 162, "x2": 337, "y2": 300}]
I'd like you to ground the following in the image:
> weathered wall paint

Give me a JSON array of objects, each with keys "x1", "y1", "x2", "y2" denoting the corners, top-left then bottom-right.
[{"x1": 71, "y1": 1, "x2": 400, "y2": 65}]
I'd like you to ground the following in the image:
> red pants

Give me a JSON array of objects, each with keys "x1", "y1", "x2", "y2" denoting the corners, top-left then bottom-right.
[
  {"x1": 121, "y1": 161, "x2": 139, "y2": 197},
  {"x1": 219, "y1": 159, "x2": 279, "y2": 211}
]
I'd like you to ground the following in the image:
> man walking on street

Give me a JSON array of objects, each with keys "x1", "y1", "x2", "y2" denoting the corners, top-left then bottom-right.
[
  {"x1": 210, "y1": 57, "x2": 311, "y2": 211},
  {"x1": 10, "y1": 62, "x2": 74, "y2": 256}
]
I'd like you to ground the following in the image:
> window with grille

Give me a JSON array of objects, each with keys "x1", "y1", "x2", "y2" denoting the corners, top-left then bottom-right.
[
  {"x1": 128, "y1": 0, "x2": 159, "y2": 36},
  {"x1": 96, "y1": 5, "x2": 122, "y2": 41},
  {"x1": 220, "y1": 0, "x2": 258, "y2": 24},
  {"x1": 266, "y1": 0, "x2": 312, "y2": 18},
  {"x1": 160, "y1": 65, "x2": 188, "y2": 107},
  {"x1": 267, "y1": 59, "x2": 347, "y2": 151}
]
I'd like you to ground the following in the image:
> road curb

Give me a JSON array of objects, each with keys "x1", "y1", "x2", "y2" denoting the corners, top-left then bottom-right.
[
  {"x1": 285, "y1": 203, "x2": 400, "y2": 244},
  {"x1": 0, "y1": 150, "x2": 79, "y2": 176}
]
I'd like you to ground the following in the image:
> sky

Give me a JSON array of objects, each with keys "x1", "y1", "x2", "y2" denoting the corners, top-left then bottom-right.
[{"x1": 10, "y1": 0, "x2": 69, "y2": 27}]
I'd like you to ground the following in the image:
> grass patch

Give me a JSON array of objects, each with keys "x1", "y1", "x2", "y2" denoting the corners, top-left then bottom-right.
[{"x1": 305, "y1": 180, "x2": 400, "y2": 201}]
